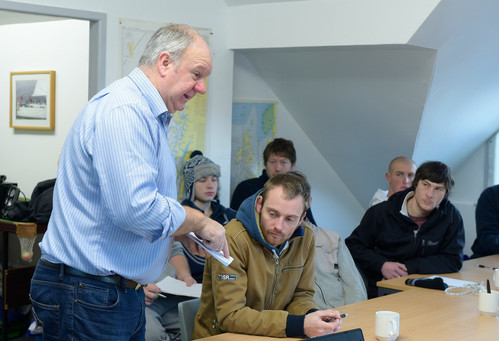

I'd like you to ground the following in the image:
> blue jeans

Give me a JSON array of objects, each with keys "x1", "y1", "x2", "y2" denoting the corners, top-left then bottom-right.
[{"x1": 30, "y1": 259, "x2": 146, "y2": 341}]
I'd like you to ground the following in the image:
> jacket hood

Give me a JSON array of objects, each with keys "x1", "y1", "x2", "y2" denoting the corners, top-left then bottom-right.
[{"x1": 236, "y1": 189, "x2": 304, "y2": 256}]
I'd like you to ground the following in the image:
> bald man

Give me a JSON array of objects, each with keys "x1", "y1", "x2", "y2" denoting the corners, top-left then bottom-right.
[{"x1": 369, "y1": 157, "x2": 417, "y2": 207}]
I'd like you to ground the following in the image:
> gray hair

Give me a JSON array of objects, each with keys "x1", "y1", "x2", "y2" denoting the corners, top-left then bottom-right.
[{"x1": 138, "y1": 24, "x2": 201, "y2": 68}]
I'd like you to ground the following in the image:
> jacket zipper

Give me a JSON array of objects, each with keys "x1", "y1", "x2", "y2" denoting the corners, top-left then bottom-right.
[
  {"x1": 267, "y1": 250, "x2": 280, "y2": 309},
  {"x1": 316, "y1": 279, "x2": 327, "y2": 306}
]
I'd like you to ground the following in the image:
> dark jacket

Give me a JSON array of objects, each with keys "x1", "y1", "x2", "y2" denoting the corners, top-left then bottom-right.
[
  {"x1": 230, "y1": 169, "x2": 317, "y2": 225},
  {"x1": 180, "y1": 199, "x2": 236, "y2": 282},
  {"x1": 345, "y1": 188, "x2": 465, "y2": 298},
  {"x1": 471, "y1": 185, "x2": 499, "y2": 258},
  {"x1": 230, "y1": 170, "x2": 270, "y2": 210}
]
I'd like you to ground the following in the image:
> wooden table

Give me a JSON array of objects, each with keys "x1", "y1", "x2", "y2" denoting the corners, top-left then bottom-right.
[
  {"x1": 199, "y1": 255, "x2": 499, "y2": 340},
  {"x1": 0, "y1": 219, "x2": 46, "y2": 340},
  {"x1": 337, "y1": 288, "x2": 498, "y2": 340},
  {"x1": 377, "y1": 254, "x2": 499, "y2": 293},
  {"x1": 200, "y1": 288, "x2": 499, "y2": 341}
]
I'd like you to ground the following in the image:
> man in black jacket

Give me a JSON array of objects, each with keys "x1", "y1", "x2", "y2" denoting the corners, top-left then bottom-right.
[
  {"x1": 346, "y1": 161, "x2": 465, "y2": 298},
  {"x1": 230, "y1": 137, "x2": 317, "y2": 225},
  {"x1": 471, "y1": 184, "x2": 499, "y2": 258}
]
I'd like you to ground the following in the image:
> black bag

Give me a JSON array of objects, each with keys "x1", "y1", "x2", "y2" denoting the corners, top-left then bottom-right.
[
  {"x1": 28, "y1": 178, "x2": 56, "y2": 224},
  {"x1": 0, "y1": 178, "x2": 56, "y2": 223},
  {"x1": 1, "y1": 180, "x2": 27, "y2": 221},
  {"x1": 1, "y1": 199, "x2": 30, "y2": 221}
]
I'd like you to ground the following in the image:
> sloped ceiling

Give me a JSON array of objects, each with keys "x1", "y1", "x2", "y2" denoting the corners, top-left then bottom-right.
[
  {"x1": 238, "y1": 0, "x2": 499, "y2": 207},
  {"x1": 410, "y1": 0, "x2": 499, "y2": 167},
  {"x1": 241, "y1": 45, "x2": 436, "y2": 207}
]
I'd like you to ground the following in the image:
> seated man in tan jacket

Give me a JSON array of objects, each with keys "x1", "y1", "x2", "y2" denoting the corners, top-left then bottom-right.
[{"x1": 193, "y1": 172, "x2": 343, "y2": 339}]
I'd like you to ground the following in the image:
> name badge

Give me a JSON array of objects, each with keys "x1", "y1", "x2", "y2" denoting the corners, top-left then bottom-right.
[{"x1": 217, "y1": 274, "x2": 237, "y2": 281}]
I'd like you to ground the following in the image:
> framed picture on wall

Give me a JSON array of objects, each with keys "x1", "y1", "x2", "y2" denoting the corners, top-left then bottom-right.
[{"x1": 10, "y1": 71, "x2": 56, "y2": 130}]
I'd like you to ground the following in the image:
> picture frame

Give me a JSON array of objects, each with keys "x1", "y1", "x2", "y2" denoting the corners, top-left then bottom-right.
[{"x1": 10, "y1": 71, "x2": 55, "y2": 130}]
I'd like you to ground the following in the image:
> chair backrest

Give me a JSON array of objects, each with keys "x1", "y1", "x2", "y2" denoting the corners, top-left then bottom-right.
[{"x1": 178, "y1": 298, "x2": 201, "y2": 341}]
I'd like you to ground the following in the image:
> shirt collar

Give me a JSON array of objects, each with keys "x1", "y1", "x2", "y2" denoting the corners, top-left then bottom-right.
[
  {"x1": 128, "y1": 67, "x2": 169, "y2": 119},
  {"x1": 400, "y1": 191, "x2": 415, "y2": 217}
]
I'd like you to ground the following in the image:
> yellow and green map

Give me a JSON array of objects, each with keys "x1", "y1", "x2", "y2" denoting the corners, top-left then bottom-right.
[
  {"x1": 169, "y1": 94, "x2": 207, "y2": 200},
  {"x1": 231, "y1": 101, "x2": 276, "y2": 196}
]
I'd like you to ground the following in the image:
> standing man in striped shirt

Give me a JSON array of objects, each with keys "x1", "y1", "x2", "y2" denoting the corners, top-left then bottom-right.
[{"x1": 30, "y1": 24, "x2": 229, "y2": 341}]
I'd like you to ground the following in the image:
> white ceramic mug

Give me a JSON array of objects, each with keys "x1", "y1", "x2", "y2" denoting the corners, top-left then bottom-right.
[
  {"x1": 375, "y1": 311, "x2": 399, "y2": 341},
  {"x1": 494, "y1": 269, "x2": 499, "y2": 290},
  {"x1": 478, "y1": 289, "x2": 499, "y2": 316}
]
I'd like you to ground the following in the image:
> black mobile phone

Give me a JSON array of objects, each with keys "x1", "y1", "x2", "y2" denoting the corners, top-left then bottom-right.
[{"x1": 305, "y1": 328, "x2": 365, "y2": 341}]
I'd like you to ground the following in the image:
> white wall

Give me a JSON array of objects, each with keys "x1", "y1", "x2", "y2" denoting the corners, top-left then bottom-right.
[
  {"x1": 451, "y1": 143, "x2": 488, "y2": 257},
  {"x1": 233, "y1": 52, "x2": 364, "y2": 238},
  {"x1": 0, "y1": 19, "x2": 89, "y2": 195}
]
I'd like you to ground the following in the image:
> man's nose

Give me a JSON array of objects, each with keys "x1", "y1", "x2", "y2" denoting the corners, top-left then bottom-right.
[
  {"x1": 194, "y1": 79, "x2": 207, "y2": 94},
  {"x1": 274, "y1": 218, "x2": 285, "y2": 231}
]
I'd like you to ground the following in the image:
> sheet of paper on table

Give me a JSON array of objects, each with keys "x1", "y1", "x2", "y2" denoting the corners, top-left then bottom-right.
[
  {"x1": 428, "y1": 275, "x2": 477, "y2": 288},
  {"x1": 155, "y1": 275, "x2": 202, "y2": 298}
]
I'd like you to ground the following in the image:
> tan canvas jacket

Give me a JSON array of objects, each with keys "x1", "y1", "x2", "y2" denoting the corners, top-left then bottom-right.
[{"x1": 192, "y1": 218, "x2": 317, "y2": 339}]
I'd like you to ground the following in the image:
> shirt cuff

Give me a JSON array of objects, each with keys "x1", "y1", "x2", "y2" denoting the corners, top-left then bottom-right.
[{"x1": 286, "y1": 314, "x2": 306, "y2": 338}]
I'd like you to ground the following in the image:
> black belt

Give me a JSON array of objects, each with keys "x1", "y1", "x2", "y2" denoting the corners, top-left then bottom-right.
[{"x1": 41, "y1": 259, "x2": 142, "y2": 290}]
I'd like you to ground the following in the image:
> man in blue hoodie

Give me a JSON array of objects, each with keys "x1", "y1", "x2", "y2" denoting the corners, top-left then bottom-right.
[{"x1": 193, "y1": 172, "x2": 343, "y2": 339}]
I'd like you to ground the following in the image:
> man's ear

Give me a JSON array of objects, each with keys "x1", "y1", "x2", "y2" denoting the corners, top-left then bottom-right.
[
  {"x1": 298, "y1": 211, "x2": 307, "y2": 225},
  {"x1": 385, "y1": 172, "x2": 391, "y2": 183},
  {"x1": 157, "y1": 52, "x2": 172, "y2": 76},
  {"x1": 291, "y1": 163, "x2": 296, "y2": 171},
  {"x1": 255, "y1": 195, "x2": 263, "y2": 215}
]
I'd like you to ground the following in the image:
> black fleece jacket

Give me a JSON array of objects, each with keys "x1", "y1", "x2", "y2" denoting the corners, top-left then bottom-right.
[{"x1": 345, "y1": 188, "x2": 465, "y2": 297}]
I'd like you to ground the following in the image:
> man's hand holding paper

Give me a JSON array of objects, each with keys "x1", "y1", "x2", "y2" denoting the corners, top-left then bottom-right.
[{"x1": 174, "y1": 206, "x2": 230, "y2": 259}]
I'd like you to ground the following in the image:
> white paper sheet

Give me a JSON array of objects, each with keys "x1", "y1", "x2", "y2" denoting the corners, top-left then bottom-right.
[
  {"x1": 155, "y1": 276, "x2": 202, "y2": 298},
  {"x1": 187, "y1": 232, "x2": 233, "y2": 266},
  {"x1": 428, "y1": 275, "x2": 477, "y2": 288}
]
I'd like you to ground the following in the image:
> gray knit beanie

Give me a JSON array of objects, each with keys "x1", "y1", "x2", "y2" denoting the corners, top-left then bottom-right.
[{"x1": 182, "y1": 151, "x2": 221, "y2": 201}]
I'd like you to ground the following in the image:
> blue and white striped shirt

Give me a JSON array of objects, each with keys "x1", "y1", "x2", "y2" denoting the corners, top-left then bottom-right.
[{"x1": 40, "y1": 68, "x2": 186, "y2": 284}]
